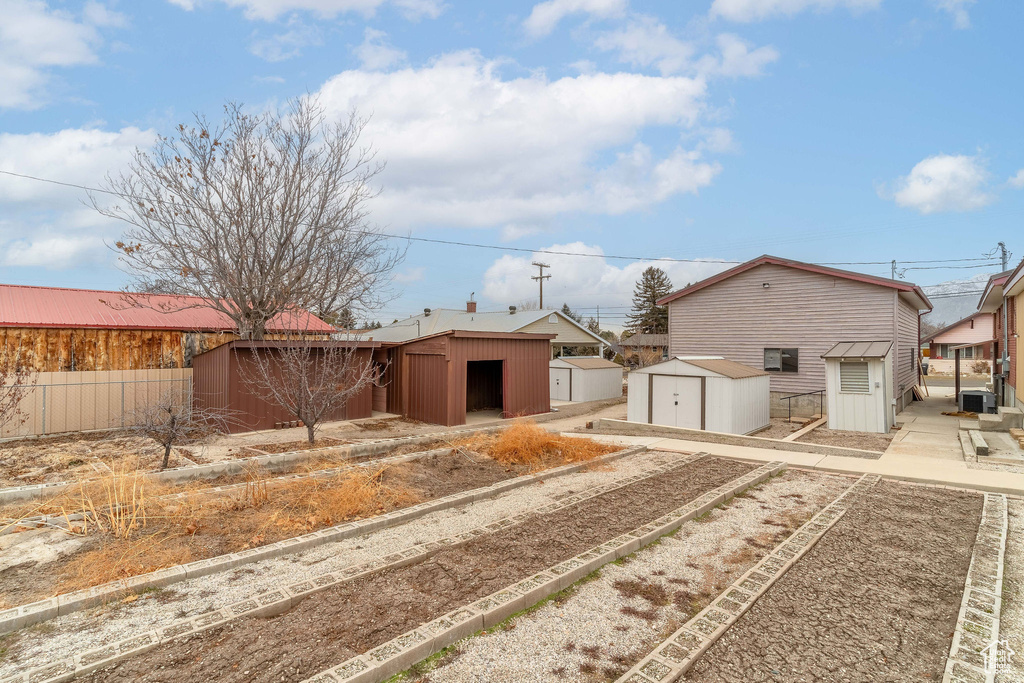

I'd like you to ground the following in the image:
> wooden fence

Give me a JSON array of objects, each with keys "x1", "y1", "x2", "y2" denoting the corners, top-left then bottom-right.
[{"x1": 1, "y1": 369, "x2": 193, "y2": 439}]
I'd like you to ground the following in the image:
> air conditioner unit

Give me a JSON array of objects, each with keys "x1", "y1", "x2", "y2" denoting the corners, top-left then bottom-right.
[{"x1": 959, "y1": 390, "x2": 997, "y2": 414}]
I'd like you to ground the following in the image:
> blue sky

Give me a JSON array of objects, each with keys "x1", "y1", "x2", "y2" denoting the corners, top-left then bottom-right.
[{"x1": 1, "y1": 0, "x2": 1022, "y2": 329}]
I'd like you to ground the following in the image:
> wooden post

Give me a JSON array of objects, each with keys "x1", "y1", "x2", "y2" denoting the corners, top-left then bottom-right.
[{"x1": 955, "y1": 348, "x2": 961, "y2": 400}]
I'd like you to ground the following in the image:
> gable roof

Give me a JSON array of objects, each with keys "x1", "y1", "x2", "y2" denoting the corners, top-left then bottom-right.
[
  {"x1": 365, "y1": 308, "x2": 607, "y2": 345},
  {"x1": 1003, "y1": 258, "x2": 1024, "y2": 299},
  {"x1": 620, "y1": 333, "x2": 669, "y2": 347},
  {"x1": 921, "y1": 311, "x2": 991, "y2": 344},
  {"x1": 656, "y1": 255, "x2": 933, "y2": 311},
  {"x1": 681, "y1": 357, "x2": 767, "y2": 379},
  {"x1": 0, "y1": 283, "x2": 335, "y2": 333},
  {"x1": 977, "y1": 269, "x2": 1014, "y2": 312}
]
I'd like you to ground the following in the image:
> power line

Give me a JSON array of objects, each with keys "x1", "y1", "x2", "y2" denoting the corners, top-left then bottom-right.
[{"x1": 0, "y1": 168, "x2": 1015, "y2": 270}]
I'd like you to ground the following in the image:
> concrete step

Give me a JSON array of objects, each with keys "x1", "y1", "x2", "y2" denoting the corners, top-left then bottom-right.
[
  {"x1": 998, "y1": 406, "x2": 1024, "y2": 430},
  {"x1": 978, "y1": 413, "x2": 1004, "y2": 432},
  {"x1": 969, "y1": 430, "x2": 989, "y2": 456}
]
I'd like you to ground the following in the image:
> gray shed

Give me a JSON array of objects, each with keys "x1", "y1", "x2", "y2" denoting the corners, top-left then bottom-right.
[{"x1": 550, "y1": 357, "x2": 623, "y2": 402}]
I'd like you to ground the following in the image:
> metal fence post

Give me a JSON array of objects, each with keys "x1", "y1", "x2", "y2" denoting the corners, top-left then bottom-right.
[
  {"x1": 41, "y1": 385, "x2": 47, "y2": 435},
  {"x1": 121, "y1": 382, "x2": 125, "y2": 428}
]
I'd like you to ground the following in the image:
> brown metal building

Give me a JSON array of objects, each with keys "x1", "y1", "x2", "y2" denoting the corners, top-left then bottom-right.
[
  {"x1": 376, "y1": 330, "x2": 554, "y2": 426},
  {"x1": 192, "y1": 340, "x2": 378, "y2": 433}
]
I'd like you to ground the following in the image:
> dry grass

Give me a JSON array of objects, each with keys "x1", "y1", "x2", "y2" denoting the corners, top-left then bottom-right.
[
  {"x1": 0, "y1": 459, "x2": 420, "y2": 596},
  {"x1": 455, "y1": 420, "x2": 618, "y2": 470}
]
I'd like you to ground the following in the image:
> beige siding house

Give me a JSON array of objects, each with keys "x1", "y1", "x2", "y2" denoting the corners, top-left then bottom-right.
[
  {"x1": 922, "y1": 312, "x2": 994, "y2": 374},
  {"x1": 658, "y1": 256, "x2": 932, "y2": 416}
]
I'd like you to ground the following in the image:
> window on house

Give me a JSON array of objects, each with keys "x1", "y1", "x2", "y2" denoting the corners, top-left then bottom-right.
[
  {"x1": 961, "y1": 346, "x2": 974, "y2": 359},
  {"x1": 764, "y1": 348, "x2": 798, "y2": 373},
  {"x1": 840, "y1": 361, "x2": 870, "y2": 393},
  {"x1": 548, "y1": 314, "x2": 558, "y2": 323}
]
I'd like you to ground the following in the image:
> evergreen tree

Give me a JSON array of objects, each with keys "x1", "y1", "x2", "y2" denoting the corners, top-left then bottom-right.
[
  {"x1": 586, "y1": 317, "x2": 600, "y2": 335},
  {"x1": 560, "y1": 303, "x2": 583, "y2": 323},
  {"x1": 626, "y1": 267, "x2": 673, "y2": 334}
]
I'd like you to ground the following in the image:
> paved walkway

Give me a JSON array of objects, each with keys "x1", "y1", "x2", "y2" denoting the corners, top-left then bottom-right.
[{"x1": 577, "y1": 396, "x2": 1024, "y2": 496}]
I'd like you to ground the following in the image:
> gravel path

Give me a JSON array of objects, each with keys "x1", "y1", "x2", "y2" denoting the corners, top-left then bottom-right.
[
  {"x1": 420, "y1": 470, "x2": 851, "y2": 683},
  {"x1": 997, "y1": 498, "x2": 1024, "y2": 683},
  {"x1": 685, "y1": 480, "x2": 982, "y2": 682},
  {"x1": 0, "y1": 449, "x2": 680, "y2": 677}
]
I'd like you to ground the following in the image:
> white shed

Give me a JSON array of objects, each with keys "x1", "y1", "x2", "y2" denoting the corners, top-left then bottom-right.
[
  {"x1": 821, "y1": 341, "x2": 894, "y2": 434},
  {"x1": 550, "y1": 357, "x2": 623, "y2": 402},
  {"x1": 627, "y1": 356, "x2": 770, "y2": 435}
]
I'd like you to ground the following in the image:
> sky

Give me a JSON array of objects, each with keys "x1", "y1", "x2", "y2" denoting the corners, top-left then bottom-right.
[{"x1": 1, "y1": 0, "x2": 1022, "y2": 330}]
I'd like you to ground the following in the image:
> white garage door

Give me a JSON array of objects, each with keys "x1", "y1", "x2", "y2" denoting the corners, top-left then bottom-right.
[
  {"x1": 550, "y1": 368, "x2": 572, "y2": 401},
  {"x1": 650, "y1": 375, "x2": 703, "y2": 429}
]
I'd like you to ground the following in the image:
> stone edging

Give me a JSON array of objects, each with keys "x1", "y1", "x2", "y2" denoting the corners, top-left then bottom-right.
[
  {"x1": 298, "y1": 461, "x2": 788, "y2": 683},
  {"x1": 942, "y1": 492, "x2": 1009, "y2": 683},
  {"x1": 10, "y1": 446, "x2": 681, "y2": 683},
  {"x1": 0, "y1": 445, "x2": 649, "y2": 638},
  {"x1": 0, "y1": 426, "x2": 505, "y2": 506},
  {"x1": 614, "y1": 473, "x2": 881, "y2": 683}
]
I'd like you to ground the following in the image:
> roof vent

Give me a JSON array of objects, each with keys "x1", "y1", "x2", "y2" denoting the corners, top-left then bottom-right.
[
  {"x1": 509, "y1": 305, "x2": 517, "y2": 315},
  {"x1": 424, "y1": 308, "x2": 431, "y2": 317}
]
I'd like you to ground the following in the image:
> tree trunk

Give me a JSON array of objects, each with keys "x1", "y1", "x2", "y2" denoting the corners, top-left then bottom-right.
[
  {"x1": 162, "y1": 442, "x2": 173, "y2": 470},
  {"x1": 306, "y1": 422, "x2": 315, "y2": 444}
]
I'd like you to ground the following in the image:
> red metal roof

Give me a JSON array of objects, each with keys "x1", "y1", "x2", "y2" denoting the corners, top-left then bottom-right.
[
  {"x1": 656, "y1": 255, "x2": 933, "y2": 311},
  {"x1": 0, "y1": 283, "x2": 335, "y2": 333}
]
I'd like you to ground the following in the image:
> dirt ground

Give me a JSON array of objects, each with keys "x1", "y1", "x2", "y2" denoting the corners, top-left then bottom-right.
[
  {"x1": 82, "y1": 456, "x2": 754, "y2": 683},
  {"x1": 685, "y1": 480, "x2": 982, "y2": 682},
  {"x1": 753, "y1": 419, "x2": 804, "y2": 440},
  {"x1": 0, "y1": 433, "x2": 195, "y2": 487},
  {"x1": 0, "y1": 450, "x2": 523, "y2": 608},
  {"x1": 794, "y1": 426, "x2": 894, "y2": 453}
]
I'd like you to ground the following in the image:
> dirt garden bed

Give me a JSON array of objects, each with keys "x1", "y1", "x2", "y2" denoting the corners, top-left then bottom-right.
[
  {"x1": 794, "y1": 426, "x2": 894, "y2": 453},
  {"x1": 420, "y1": 470, "x2": 852, "y2": 682},
  {"x1": 0, "y1": 423, "x2": 620, "y2": 609},
  {"x1": 684, "y1": 480, "x2": 982, "y2": 681},
  {"x1": 80, "y1": 456, "x2": 754, "y2": 683},
  {"x1": 0, "y1": 433, "x2": 196, "y2": 487}
]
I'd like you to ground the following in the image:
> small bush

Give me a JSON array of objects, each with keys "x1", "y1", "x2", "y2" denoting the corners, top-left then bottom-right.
[
  {"x1": 458, "y1": 420, "x2": 618, "y2": 470},
  {"x1": 970, "y1": 359, "x2": 990, "y2": 374}
]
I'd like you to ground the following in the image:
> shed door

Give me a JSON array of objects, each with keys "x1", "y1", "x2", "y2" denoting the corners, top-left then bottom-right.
[
  {"x1": 550, "y1": 367, "x2": 572, "y2": 401},
  {"x1": 650, "y1": 375, "x2": 703, "y2": 429}
]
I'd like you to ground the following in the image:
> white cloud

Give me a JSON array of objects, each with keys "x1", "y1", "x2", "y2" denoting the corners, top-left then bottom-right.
[
  {"x1": 594, "y1": 15, "x2": 694, "y2": 75},
  {"x1": 249, "y1": 17, "x2": 322, "y2": 61},
  {"x1": 1008, "y1": 169, "x2": 1024, "y2": 190},
  {"x1": 523, "y1": 0, "x2": 627, "y2": 38},
  {"x1": 354, "y1": 28, "x2": 406, "y2": 70},
  {"x1": 595, "y1": 19, "x2": 777, "y2": 79},
  {"x1": 886, "y1": 154, "x2": 994, "y2": 214},
  {"x1": 709, "y1": 0, "x2": 880, "y2": 23},
  {"x1": 704, "y1": 33, "x2": 779, "y2": 77},
  {"x1": 0, "y1": 0, "x2": 125, "y2": 109},
  {"x1": 932, "y1": 0, "x2": 975, "y2": 29},
  {"x1": 500, "y1": 224, "x2": 544, "y2": 241},
  {"x1": 393, "y1": 266, "x2": 425, "y2": 283},
  {"x1": 170, "y1": 0, "x2": 443, "y2": 21},
  {"x1": 316, "y1": 51, "x2": 719, "y2": 229},
  {"x1": 0, "y1": 126, "x2": 155, "y2": 270},
  {"x1": 481, "y1": 242, "x2": 731, "y2": 315}
]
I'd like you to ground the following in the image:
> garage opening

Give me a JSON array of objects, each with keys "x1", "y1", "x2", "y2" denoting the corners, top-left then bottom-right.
[{"x1": 466, "y1": 360, "x2": 504, "y2": 417}]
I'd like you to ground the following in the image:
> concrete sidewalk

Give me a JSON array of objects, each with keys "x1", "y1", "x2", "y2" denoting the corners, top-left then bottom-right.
[{"x1": 578, "y1": 433, "x2": 1024, "y2": 496}]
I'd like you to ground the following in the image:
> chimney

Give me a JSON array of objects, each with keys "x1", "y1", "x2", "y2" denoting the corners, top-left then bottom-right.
[{"x1": 466, "y1": 300, "x2": 477, "y2": 313}]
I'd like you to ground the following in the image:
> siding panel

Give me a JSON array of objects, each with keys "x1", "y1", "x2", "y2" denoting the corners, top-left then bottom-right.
[{"x1": 666, "y1": 263, "x2": 898, "y2": 395}]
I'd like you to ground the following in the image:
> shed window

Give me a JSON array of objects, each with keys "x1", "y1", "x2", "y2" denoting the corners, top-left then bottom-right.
[
  {"x1": 764, "y1": 348, "x2": 798, "y2": 373},
  {"x1": 840, "y1": 362, "x2": 870, "y2": 393}
]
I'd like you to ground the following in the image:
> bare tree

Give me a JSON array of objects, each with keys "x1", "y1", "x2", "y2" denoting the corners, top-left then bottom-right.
[
  {"x1": 238, "y1": 341, "x2": 377, "y2": 444},
  {"x1": 96, "y1": 98, "x2": 403, "y2": 339},
  {"x1": 0, "y1": 358, "x2": 35, "y2": 436},
  {"x1": 122, "y1": 389, "x2": 234, "y2": 469}
]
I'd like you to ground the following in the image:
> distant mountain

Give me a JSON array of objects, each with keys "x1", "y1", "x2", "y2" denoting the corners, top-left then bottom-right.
[{"x1": 921, "y1": 273, "x2": 994, "y2": 330}]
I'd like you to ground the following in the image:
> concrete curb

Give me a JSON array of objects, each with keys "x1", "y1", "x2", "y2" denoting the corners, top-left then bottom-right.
[
  {"x1": 942, "y1": 492, "x2": 1009, "y2": 683},
  {"x1": 0, "y1": 426, "x2": 507, "y2": 506},
  {"x1": 298, "y1": 460, "x2": 788, "y2": 683},
  {"x1": 10, "y1": 446, "x2": 706, "y2": 682},
  {"x1": 0, "y1": 444, "x2": 651, "y2": 638},
  {"x1": 614, "y1": 473, "x2": 881, "y2": 682}
]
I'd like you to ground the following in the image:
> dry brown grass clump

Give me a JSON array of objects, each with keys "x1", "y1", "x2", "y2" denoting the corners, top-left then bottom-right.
[{"x1": 457, "y1": 420, "x2": 618, "y2": 470}]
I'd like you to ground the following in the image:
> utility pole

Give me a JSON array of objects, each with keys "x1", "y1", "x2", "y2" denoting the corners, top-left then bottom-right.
[
  {"x1": 531, "y1": 261, "x2": 551, "y2": 309},
  {"x1": 999, "y1": 242, "x2": 1009, "y2": 397},
  {"x1": 596, "y1": 304, "x2": 600, "y2": 328},
  {"x1": 891, "y1": 260, "x2": 897, "y2": 280}
]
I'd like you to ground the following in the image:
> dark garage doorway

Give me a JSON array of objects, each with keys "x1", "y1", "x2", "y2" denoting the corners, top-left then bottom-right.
[{"x1": 466, "y1": 360, "x2": 504, "y2": 414}]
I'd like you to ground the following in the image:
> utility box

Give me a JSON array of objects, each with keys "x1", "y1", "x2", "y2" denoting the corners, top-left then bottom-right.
[
  {"x1": 821, "y1": 341, "x2": 893, "y2": 434},
  {"x1": 627, "y1": 356, "x2": 769, "y2": 435},
  {"x1": 959, "y1": 390, "x2": 997, "y2": 414}
]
